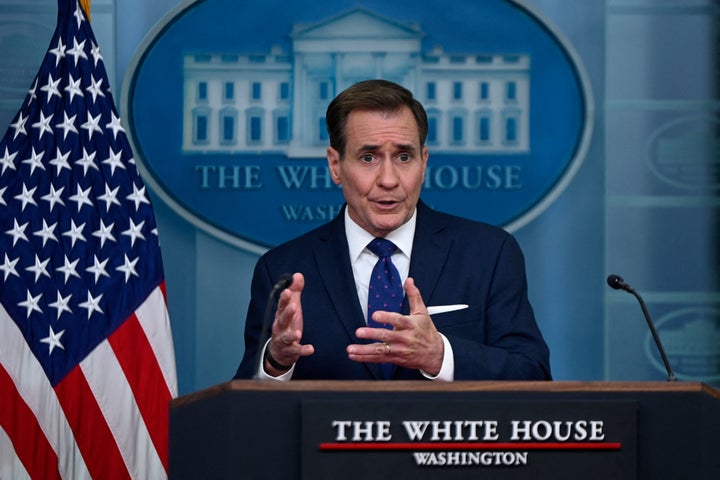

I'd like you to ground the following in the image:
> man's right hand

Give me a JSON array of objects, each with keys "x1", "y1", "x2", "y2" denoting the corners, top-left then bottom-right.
[{"x1": 265, "y1": 272, "x2": 315, "y2": 376}]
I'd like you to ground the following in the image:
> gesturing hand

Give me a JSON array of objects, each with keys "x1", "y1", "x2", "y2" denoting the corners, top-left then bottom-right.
[
  {"x1": 347, "y1": 277, "x2": 444, "y2": 376},
  {"x1": 265, "y1": 273, "x2": 315, "y2": 375}
]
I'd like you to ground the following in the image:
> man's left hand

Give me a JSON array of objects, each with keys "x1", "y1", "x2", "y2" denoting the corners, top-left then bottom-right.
[{"x1": 347, "y1": 277, "x2": 444, "y2": 376}]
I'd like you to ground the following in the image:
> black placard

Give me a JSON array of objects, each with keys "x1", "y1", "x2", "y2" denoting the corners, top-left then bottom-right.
[{"x1": 302, "y1": 400, "x2": 637, "y2": 480}]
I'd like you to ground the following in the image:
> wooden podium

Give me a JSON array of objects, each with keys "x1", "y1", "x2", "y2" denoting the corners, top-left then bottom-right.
[{"x1": 169, "y1": 381, "x2": 720, "y2": 479}]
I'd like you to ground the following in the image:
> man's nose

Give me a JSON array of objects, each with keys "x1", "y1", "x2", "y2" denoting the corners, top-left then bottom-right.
[{"x1": 377, "y1": 158, "x2": 400, "y2": 187}]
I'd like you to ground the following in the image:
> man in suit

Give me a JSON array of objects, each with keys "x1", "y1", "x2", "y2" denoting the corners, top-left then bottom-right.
[{"x1": 234, "y1": 79, "x2": 551, "y2": 381}]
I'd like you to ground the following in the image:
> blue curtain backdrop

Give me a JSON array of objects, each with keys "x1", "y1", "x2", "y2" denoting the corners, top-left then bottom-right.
[{"x1": 0, "y1": 0, "x2": 717, "y2": 395}]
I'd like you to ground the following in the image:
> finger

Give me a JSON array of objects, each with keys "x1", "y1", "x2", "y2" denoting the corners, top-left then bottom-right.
[
  {"x1": 287, "y1": 273, "x2": 305, "y2": 331},
  {"x1": 270, "y1": 335, "x2": 314, "y2": 363},
  {"x1": 275, "y1": 273, "x2": 303, "y2": 309},
  {"x1": 270, "y1": 330, "x2": 298, "y2": 356},
  {"x1": 275, "y1": 275, "x2": 304, "y2": 327},
  {"x1": 274, "y1": 299, "x2": 297, "y2": 329},
  {"x1": 279, "y1": 329, "x2": 302, "y2": 345},
  {"x1": 347, "y1": 342, "x2": 394, "y2": 359},
  {"x1": 356, "y1": 325, "x2": 396, "y2": 342},
  {"x1": 298, "y1": 344, "x2": 315, "y2": 357},
  {"x1": 404, "y1": 277, "x2": 428, "y2": 315},
  {"x1": 289, "y1": 272, "x2": 304, "y2": 293},
  {"x1": 367, "y1": 309, "x2": 401, "y2": 329}
]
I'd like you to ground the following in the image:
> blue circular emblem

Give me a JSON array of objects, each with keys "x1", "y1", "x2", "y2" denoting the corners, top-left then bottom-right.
[{"x1": 122, "y1": 0, "x2": 592, "y2": 251}]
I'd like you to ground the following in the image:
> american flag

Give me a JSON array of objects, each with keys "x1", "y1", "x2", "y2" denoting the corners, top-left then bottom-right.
[{"x1": 0, "y1": 0, "x2": 177, "y2": 478}]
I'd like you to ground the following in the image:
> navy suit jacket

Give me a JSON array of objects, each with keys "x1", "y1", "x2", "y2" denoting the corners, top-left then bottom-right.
[{"x1": 234, "y1": 201, "x2": 551, "y2": 380}]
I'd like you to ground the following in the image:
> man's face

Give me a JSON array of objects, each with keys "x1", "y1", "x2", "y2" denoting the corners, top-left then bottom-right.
[{"x1": 327, "y1": 106, "x2": 428, "y2": 238}]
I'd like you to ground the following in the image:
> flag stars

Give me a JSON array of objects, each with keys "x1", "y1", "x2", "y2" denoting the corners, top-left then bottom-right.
[
  {"x1": 0, "y1": 254, "x2": 19, "y2": 281},
  {"x1": 10, "y1": 112, "x2": 27, "y2": 140},
  {"x1": 49, "y1": 147, "x2": 72, "y2": 175},
  {"x1": 92, "y1": 219, "x2": 116, "y2": 247},
  {"x1": 64, "y1": 74, "x2": 83, "y2": 103},
  {"x1": 81, "y1": 112, "x2": 103, "y2": 140},
  {"x1": 18, "y1": 289, "x2": 43, "y2": 318},
  {"x1": 86, "y1": 255, "x2": 110, "y2": 284},
  {"x1": 41, "y1": 184, "x2": 66, "y2": 212},
  {"x1": 122, "y1": 219, "x2": 146, "y2": 247},
  {"x1": 27, "y1": 78, "x2": 38, "y2": 105},
  {"x1": 127, "y1": 183, "x2": 150, "y2": 210},
  {"x1": 76, "y1": 147, "x2": 98, "y2": 175},
  {"x1": 26, "y1": 255, "x2": 51, "y2": 283},
  {"x1": 66, "y1": 37, "x2": 87, "y2": 66},
  {"x1": 55, "y1": 112, "x2": 78, "y2": 140},
  {"x1": 31, "y1": 110, "x2": 54, "y2": 140},
  {"x1": 97, "y1": 184, "x2": 121, "y2": 211},
  {"x1": 5, "y1": 219, "x2": 29, "y2": 246},
  {"x1": 39, "y1": 74, "x2": 62, "y2": 103},
  {"x1": 49, "y1": 38, "x2": 66, "y2": 67},
  {"x1": 117, "y1": 254, "x2": 139, "y2": 283},
  {"x1": 73, "y1": 3, "x2": 85, "y2": 28},
  {"x1": 14, "y1": 183, "x2": 38, "y2": 211},
  {"x1": 21, "y1": 147, "x2": 46, "y2": 175},
  {"x1": 90, "y1": 41, "x2": 103, "y2": 67},
  {"x1": 69, "y1": 184, "x2": 94, "y2": 211},
  {"x1": 102, "y1": 148, "x2": 125, "y2": 175},
  {"x1": 33, "y1": 220, "x2": 58, "y2": 247},
  {"x1": 49, "y1": 291, "x2": 73, "y2": 320},
  {"x1": 79, "y1": 291, "x2": 104, "y2": 319},
  {"x1": 105, "y1": 112, "x2": 125, "y2": 140},
  {"x1": 86, "y1": 75, "x2": 105, "y2": 103},
  {"x1": 40, "y1": 326, "x2": 65, "y2": 355},
  {"x1": 0, "y1": 146, "x2": 18, "y2": 174},
  {"x1": 57, "y1": 255, "x2": 81, "y2": 284},
  {"x1": 62, "y1": 219, "x2": 86, "y2": 247}
]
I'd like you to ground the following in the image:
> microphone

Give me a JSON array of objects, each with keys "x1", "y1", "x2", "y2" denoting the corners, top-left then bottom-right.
[
  {"x1": 254, "y1": 273, "x2": 294, "y2": 378},
  {"x1": 606, "y1": 273, "x2": 629, "y2": 291},
  {"x1": 606, "y1": 274, "x2": 677, "y2": 381}
]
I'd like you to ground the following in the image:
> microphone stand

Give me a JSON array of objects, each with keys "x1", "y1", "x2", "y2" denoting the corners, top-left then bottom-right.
[
  {"x1": 607, "y1": 274, "x2": 677, "y2": 382},
  {"x1": 625, "y1": 285, "x2": 677, "y2": 382}
]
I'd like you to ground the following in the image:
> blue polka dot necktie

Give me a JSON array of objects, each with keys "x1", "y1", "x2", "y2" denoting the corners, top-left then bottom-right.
[{"x1": 367, "y1": 238, "x2": 403, "y2": 378}]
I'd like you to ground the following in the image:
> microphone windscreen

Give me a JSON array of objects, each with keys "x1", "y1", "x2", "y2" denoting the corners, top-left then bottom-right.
[{"x1": 606, "y1": 274, "x2": 624, "y2": 290}]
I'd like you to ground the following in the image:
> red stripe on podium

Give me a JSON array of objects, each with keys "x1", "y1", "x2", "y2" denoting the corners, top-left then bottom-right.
[{"x1": 319, "y1": 442, "x2": 622, "y2": 451}]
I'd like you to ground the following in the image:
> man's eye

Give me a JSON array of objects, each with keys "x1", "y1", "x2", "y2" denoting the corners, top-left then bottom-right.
[
  {"x1": 361, "y1": 154, "x2": 374, "y2": 163},
  {"x1": 398, "y1": 153, "x2": 411, "y2": 162}
]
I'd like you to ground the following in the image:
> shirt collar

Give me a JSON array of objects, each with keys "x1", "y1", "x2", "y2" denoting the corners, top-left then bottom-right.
[{"x1": 345, "y1": 207, "x2": 416, "y2": 262}]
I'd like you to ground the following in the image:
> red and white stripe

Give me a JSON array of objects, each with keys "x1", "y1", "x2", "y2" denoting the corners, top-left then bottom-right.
[{"x1": 0, "y1": 284, "x2": 177, "y2": 480}]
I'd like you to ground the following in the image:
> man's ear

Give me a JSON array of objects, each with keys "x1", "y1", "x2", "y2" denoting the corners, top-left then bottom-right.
[
  {"x1": 421, "y1": 145, "x2": 429, "y2": 181},
  {"x1": 327, "y1": 146, "x2": 342, "y2": 185}
]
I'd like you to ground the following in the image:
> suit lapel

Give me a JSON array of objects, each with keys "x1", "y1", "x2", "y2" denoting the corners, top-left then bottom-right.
[{"x1": 314, "y1": 214, "x2": 364, "y2": 337}]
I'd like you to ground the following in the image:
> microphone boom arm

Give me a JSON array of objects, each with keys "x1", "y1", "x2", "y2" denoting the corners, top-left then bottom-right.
[
  {"x1": 624, "y1": 285, "x2": 677, "y2": 382},
  {"x1": 607, "y1": 274, "x2": 677, "y2": 382}
]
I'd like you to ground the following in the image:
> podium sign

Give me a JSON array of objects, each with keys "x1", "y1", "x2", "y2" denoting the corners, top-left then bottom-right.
[
  {"x1": 169, "y1": 381, "x2": 720, "y2": 479},
  {"x1": 301, "y1": 400, "x2": 637, "y2": 480}
]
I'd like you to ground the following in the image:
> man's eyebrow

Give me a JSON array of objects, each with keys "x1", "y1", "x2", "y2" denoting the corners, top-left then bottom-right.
[
  {"x1": 356, "y1": 144, "x2": 380, "y2": 153},
  {"x1": 395, "y1": 143, "x2": 418, "y2": 153},
  {"x1": 354, "y1": 143, "x2": 418, "y2": 154}
]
